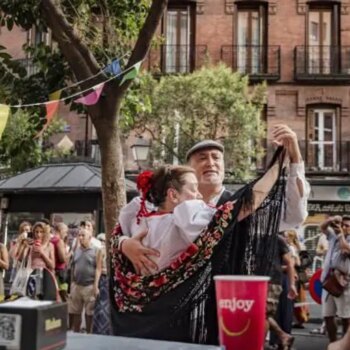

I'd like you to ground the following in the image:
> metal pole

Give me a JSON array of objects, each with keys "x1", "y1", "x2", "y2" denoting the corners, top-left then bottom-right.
[
  {"x1": 85, "y1": 112, "x2": 89, "y2": 157},
  {"x1": 3, "y1": 212, "x2": 8, "y2": 246}
]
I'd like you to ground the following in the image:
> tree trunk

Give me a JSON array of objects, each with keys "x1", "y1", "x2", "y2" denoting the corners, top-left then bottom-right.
[
  {"x1": 40, "y1": 0, "x2": 168, "y2": 242},
  {"x1": 92, "y1": 98, "x2": 125, "y2": 248}
]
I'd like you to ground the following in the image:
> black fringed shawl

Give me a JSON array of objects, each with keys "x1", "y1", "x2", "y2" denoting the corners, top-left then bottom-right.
[{"x1": 109, "y1": 147, "x2": 287, "y2": 344}]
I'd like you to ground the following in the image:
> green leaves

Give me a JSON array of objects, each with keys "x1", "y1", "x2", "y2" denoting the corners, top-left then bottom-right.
[
  {"x1": 0, "y1": 109, "x2": 66, "y2": 175},
  {"x1": 122, "y1": 65, "x2": 267, "y2": 180}
]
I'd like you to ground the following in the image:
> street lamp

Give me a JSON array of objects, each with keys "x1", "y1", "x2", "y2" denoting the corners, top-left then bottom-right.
[{"x1": 131, "y1": 136, "x2": 151, "y2": 171}]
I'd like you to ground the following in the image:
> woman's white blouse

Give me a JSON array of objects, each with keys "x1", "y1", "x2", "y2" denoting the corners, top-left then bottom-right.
[{"x1": 118, "y1": 198, "x2": 217, "y2": 273}]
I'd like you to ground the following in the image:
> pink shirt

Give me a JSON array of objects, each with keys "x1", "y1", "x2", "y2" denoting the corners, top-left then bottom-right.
[
  {"x1": 51, "y1": 236, "x2": 65, "y2": 270},
  {"x1": 31, "y1": 243, "x2": 52, "y2": 270}
]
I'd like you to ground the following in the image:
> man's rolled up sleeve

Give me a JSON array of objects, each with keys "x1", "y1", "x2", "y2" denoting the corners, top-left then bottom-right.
[{"x1": 279, "y1": 162, "x2": 310, "y2": 231}]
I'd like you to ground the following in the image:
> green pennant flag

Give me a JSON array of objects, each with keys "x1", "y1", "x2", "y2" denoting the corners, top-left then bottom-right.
[
  {"x1": 0, "y1": 104, "x2": 10, "y2": 139},
  {"x1": 119, "y1": 61, "x2": 142, "y2": 86}
]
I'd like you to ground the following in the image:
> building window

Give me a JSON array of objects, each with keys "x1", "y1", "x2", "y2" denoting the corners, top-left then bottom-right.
[
  {"x1": 236, "y1": 4, "x2": 267, "y2": 74},
  {"x1": 163, "y1": 5, "x2": 194, "y2": 73},
  {"x1": 306, "y1": 107, "x2": 339, "y2": 170},
  {"x1": 306, "y1": 5, "x2": 339, "y2": 74},
  {"x1": 29, "y1": 26, "x2": 52, "y2": 47}
]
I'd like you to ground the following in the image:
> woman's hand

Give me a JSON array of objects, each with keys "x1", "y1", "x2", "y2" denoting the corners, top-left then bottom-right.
[
  {"x1": 33, "y1": 244, "x2": 44, "y2": 256},
  {"x1": 121, "y1": 230, "x2": 160, "y2": 274}
]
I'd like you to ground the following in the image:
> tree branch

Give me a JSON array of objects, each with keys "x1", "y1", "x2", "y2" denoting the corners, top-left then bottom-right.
[
  {"x1": 117, "y1": 0, "x2": 168, "y2": 97},
  {"x1": 40, "y1": 0, "x2": 101, "y2": 83}
]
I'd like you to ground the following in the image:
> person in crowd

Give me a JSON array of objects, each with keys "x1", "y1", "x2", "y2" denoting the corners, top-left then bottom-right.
[
  {"x1": 92, "y1": 233, "x2": 111, "y2": 335},
  {"x1": 68, "y1": 227, "x2": 101, "y2": 333},
  {"x1": 286, "y1": 230, "x2": 310, "y2": 329},
  {"x1": 9, "y1": 221, "x2": 31, "y2": 282},
  {"x1": 321, "y1": 215, "x2": 350, "y2": 344},
  {"x1": 310, "y1": 224, "x2": 330, "y2": 335},
  {"x1": 0, "y1": 239, "x2": 9, "y2": 296},
  {"x1": 17, "y1": 221, "x2": 55, "y2": 271},
  {"x1": 111, "y1": 124, "x2": 310, "y2": 344},
  {"x1": 316, "y1": 230, "x2": 329, "y2": 258},
  {"x1": 72, "y1": 220, "x2": 101, "y2": 252},
  {"x1": 267, "y1": 234, "x2": 298, "y2": 350},
  {"x1": 51, "y1": 223, "x2": 69, "y2": 301}
]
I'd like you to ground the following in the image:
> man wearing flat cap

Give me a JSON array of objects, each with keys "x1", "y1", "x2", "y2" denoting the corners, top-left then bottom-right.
[{"x1": 120, "y1": 124, "x2": 309, "y2": 273}]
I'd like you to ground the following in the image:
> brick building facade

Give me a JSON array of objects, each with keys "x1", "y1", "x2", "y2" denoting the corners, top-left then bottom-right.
[
  {"x1": 0, "y1": 26, "x2": 93, "y2": 157},
  {"x1": 145, "y1": 0, "x2": 350, "y2": 249},
  {"x1": 1, "y1": 1, "x2": 350, "y2": 249}
]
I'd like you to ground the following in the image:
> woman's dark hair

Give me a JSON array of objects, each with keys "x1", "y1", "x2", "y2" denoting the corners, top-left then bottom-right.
[{"x1": 146, "y1": 165, "x2": 195, "y2": 207}]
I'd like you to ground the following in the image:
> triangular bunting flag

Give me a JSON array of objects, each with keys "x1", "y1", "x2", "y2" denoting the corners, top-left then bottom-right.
[
  {"x1": 35, "y1": 100, "x2": 60, "y2": 138},
  {"x1": 74, "y1": 83, "x2": 105, "y2": 106},
  {"x1": 49, "y1": 90, "x2": 62, "y2": 102},
  {"x1": 104, "y1": 59, "x2": 121, "y2": 76},
  {"x1": 0, "y1": 104, "x2": 10, "y2": 139},
  {"x1": 46, "y1": 100, "x2": 60, "y2": 121},
  {"x1": 119, "y1": 61, "x2": 141, "y2": 86}
]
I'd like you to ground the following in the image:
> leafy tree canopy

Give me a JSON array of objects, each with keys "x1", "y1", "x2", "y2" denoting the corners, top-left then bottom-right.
[
  {"x1": 0, "y1": 110, "x2": 66, "y2": 175},
  {"x1": 0, "y1": 0, "x2": 153, "y2": 173},
  {"x1": 122, "y1": 64, "x2": 267, "y2": 181}
]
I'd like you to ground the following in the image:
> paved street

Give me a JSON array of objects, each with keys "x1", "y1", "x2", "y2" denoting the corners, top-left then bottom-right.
[
  {"x1": 293, "y1": 323, "x2": 328, "y2": 350},
  {"x1": 292, "y1": 294, "x2": 328, "y2": 349},
  {"x1": 269, "y1": 296, "x2": 330, "y2": 349}
]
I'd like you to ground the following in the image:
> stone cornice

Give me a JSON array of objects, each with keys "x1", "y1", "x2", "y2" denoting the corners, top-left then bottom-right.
[
  {"x1": 225, "y1": 1, "x2": 277, "y2": 15},
  {"x1": 297, "y1": 1, "x2": 350, "y2": 15}
]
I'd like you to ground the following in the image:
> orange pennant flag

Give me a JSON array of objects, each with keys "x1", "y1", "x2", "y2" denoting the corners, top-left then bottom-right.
[
  {"x1": 45, "y1": 100, "x2": 60, "y2": 122},
  {"x1": 35, "y1": 90, "x2": 61, "y2": 138}
]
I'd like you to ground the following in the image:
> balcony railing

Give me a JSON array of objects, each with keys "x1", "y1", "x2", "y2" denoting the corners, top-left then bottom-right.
[
  {"x1": 147, "y1": 45, "x2": 208, "y2": 74},
  {"x1": 294, "y1": 46, "x2": 350, "y2": 83},
  {"x1": 220, "y1": 45, "x2": 281, "y2": 81},
  {"x1": 262, "y1": 140, "x2": 350, "y2": 173}
]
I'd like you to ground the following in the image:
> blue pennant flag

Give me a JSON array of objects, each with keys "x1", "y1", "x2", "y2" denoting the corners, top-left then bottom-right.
[{"x1": 104, "y1": 59, "x2": 121, "y2": 76}]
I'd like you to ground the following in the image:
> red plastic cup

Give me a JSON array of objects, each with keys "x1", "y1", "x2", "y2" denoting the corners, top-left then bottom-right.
[{"x1": 214, "y1": 275, "x2": 270, "y2": 350}]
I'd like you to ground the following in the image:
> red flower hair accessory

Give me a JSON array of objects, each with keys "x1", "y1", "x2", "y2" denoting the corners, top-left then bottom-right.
[{"x1": 136, "y1": 170, "x2": 154, "y2": 223}]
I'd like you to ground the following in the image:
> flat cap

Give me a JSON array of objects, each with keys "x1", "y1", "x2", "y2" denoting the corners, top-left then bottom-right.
[{"x1": 186, "y1": 140, "x2": 224, "y2": 161}]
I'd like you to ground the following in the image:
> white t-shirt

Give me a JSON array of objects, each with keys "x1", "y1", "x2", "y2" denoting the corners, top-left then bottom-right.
[{"x1": 118, "y1": 197, "x2": 217, "y2": 273}]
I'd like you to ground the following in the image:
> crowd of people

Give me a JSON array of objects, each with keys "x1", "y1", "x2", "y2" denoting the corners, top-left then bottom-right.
[
  {"x1": 2, "y1": 219, "x2": 108, "y2": 334},
  {"x1": 0, "y1": 123, "x2": 349, "y2": 350}
]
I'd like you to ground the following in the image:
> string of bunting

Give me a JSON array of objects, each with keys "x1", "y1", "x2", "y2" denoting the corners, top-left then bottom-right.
[{"x1": 0, "y1": 58, "x2": 141, "y2": 139}]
